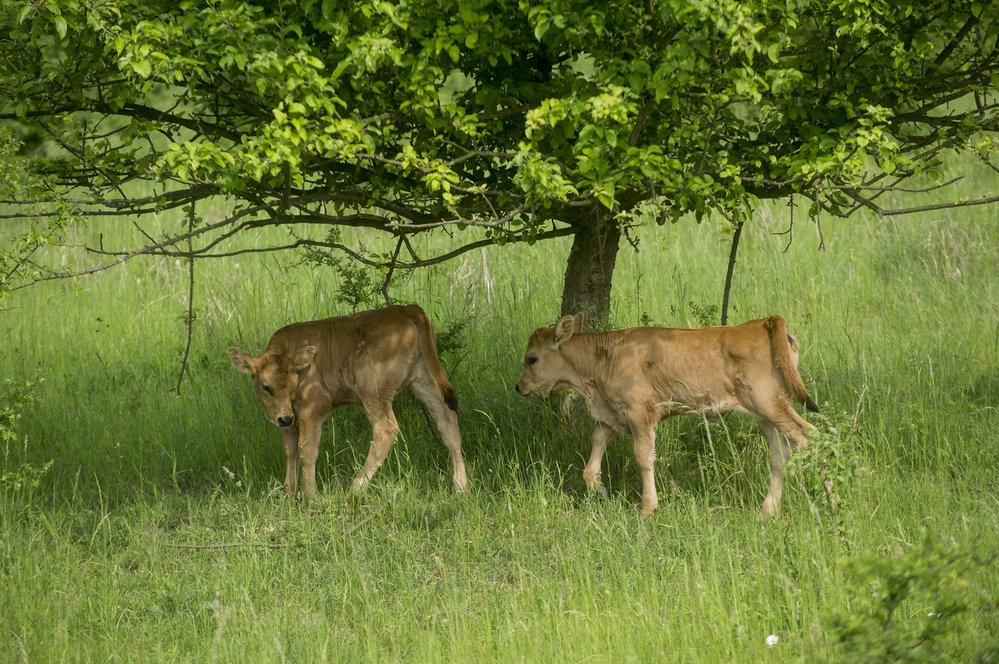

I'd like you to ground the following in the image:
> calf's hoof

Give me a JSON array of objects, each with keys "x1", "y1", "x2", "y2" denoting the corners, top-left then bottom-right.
[
  {"x1": 586, "y1": 485, "x2": 608, "y2": 500},
  {"x1": 759, "y1": 496, "x2": 779, "y2": 518}
]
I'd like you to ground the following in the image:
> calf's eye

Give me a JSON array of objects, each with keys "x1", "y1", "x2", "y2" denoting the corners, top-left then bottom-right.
[{"x1": 527, "y1": 356, "x2": 538, "y2": 366}]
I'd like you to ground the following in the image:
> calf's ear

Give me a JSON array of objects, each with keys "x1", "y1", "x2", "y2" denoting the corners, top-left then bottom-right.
[
  {"x1": 228, "y1": 347, "x2": 255, "y2": 374},
  {"x1": 292, "y1": 345, "x2": 317, "y2": 372},
  {"x1": 552, "y1": 313, "x2": 582, "y2": 349}
]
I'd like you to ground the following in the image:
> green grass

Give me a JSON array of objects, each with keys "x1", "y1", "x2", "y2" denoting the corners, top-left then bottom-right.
[{"x1": 1, "y1": 156, "x2": 997, "y2": 662}]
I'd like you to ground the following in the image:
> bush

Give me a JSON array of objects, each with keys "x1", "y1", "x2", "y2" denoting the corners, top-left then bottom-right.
[{"x1": 830, "y1": 535, "x2": 998, "y2": 663}]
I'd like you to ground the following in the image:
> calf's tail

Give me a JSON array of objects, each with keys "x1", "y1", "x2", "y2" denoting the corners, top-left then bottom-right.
[
  {"x1": 407, "y1": 305, "x2": 459, "y2": 412},
  {"x1": 765, "y1": 316, "x2": 820, "y2": 413}
]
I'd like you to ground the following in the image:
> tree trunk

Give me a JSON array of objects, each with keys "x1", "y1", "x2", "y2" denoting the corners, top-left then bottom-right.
[{"x1": 559, "y1": 206, "x2": 622, "y2": 329}]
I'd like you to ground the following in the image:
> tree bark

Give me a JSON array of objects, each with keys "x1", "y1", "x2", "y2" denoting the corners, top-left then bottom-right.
[{"x1": 559, "y1": 206, "x2": 622, "y2": 329}]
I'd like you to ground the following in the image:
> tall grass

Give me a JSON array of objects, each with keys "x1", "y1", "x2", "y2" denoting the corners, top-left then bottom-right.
[{"x1": 1, "y1": 156, "x2": 997, "y2": 662}]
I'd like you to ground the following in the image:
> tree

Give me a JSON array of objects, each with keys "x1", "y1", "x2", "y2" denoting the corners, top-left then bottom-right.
[{"x1": 2, "y1": 0, "x2": 997, "y2": 326}]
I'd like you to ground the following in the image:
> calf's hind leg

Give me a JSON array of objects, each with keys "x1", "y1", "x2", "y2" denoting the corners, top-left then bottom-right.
[
  {"x1": 409, "y1": 369, "x2": 469, "y2": 493},
  {"x1": 761, "y1": 423, "x2": 793, "y2": 517},
  {"x1": 632, "y1": 425, "x2": 659, "y2": 516},
  {"x1": 760, "y1": 407, "x2": 824, "y2": 517}
]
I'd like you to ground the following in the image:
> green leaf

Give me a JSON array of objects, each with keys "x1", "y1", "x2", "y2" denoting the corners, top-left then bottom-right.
[
  {"x1": 53, "y1": 15, "x2": 68, "y2": 39},
  {"x1": 534, "y1": 15, "x2": 550, "y2": 41},
  {"x1": 596, "y1": 189, "x2": 615, "y2": 210},
  {"x1": 131, "y1": 59, "x2": 151, "y2": 78}
]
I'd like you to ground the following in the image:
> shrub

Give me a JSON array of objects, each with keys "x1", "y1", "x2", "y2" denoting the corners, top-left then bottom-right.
[{"x1": 830, "y1": 536, "x2": 998, "y2": 663}]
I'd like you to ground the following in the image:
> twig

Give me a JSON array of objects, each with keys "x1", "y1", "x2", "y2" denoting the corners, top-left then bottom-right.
[
  {"x1": 379, "y1": 236, "x2": 404, "y2": 306},
  {"x1": 160, "y1": 512, "x2": 381, "y2": 550},
  {"x1": 172, "y1": 203, "x2": 196, "y2": 395},
  {"x1": 161, "y1": 541, "x2": 298, "y2": 550},
  {"x1": 773, "y1": 196, "x2": 795, "y2": 253},
  {"x1": 815, "y1": 182, "x2": 826, "y2": 250}
]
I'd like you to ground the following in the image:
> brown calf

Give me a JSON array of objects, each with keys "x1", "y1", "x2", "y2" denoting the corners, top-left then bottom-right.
[
  {"x1": 515, "y1": 314, "x2": 819, "y2": 516},
  {"x1": 228, "y1": 305, "x2": 469, "y2": 501}
]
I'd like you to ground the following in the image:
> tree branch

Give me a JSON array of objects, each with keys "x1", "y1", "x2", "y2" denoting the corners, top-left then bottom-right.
[
  {"x1": 718, "y1": 212, "x2": 744, "y2": 326},
  {"x1": 111, "y1": 103, "x2": 245, "y2": 143},
  {"x1": 934, "y1": 15, "x2": 980, "y2": 68},
  {"x1": 842, "y1": 192, "x2": 999, "y2": 218}
]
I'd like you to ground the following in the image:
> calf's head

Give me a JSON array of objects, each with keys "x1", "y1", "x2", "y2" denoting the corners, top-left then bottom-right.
[
  {"x1": 228, "y1": 345, "x2": 317, "y2": 428},
  {"x1": 515, "y1": 313, "x2": 584, "y2": 398}
]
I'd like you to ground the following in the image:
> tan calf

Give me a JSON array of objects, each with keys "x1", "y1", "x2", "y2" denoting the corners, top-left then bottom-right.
[
  {"x1": 515, "y1": 314, "x2": 819, "y2": 516},
  {"x1": 228, "y1": 305, "x2": 469, "y2": 501}
]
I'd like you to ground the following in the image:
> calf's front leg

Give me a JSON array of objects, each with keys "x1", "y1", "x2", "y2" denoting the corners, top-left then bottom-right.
[
  {"x1": 350, "y1": 401, "x2": 400, "y2": 493},
  {"x1": 583, "y1": 423, "x2": 613, "y2": 497},
  {"x1": 297, "y1": 417, "x2": 324, "y2": 503},
  {"x1": 282, "y1": 426, "x2": 299, "y2": 496}
]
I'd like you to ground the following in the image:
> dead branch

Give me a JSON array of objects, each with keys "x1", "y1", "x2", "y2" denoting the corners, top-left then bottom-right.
[{"x1": 159, "y1": 511, "x2": 381, "y2": 550}]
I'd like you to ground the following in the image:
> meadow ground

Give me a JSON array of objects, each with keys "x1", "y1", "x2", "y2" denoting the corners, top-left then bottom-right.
[{"x1": 1, "y1": 158, "x2": 997, "y2": 662}]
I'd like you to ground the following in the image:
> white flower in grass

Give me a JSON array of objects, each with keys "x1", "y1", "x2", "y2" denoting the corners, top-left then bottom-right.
[{"x1": 765, "y1": 634, "x2": 779, "y2": 647}]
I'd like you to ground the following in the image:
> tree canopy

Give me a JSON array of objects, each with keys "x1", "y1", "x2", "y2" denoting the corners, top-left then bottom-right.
[{"x1": 2, "y1": 0, "x2": 997, "y2": 323}]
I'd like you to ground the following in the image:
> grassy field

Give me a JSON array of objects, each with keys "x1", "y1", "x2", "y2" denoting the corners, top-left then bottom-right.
[{"x1": 1, "y1": 156, "x2": 997, "y2": 662}]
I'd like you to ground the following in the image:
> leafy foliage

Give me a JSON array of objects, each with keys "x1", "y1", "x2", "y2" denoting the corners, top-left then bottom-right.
[
  {"x1": 0, "y1": 379, "x2": 52, "y2": 496},
  {"x1": 297, "y1": 227, "x2": 395, "y2": 311},
  {"x1": 1, "y1": 0, "x2": 997, "y2": 315},
  {"x1": 830, "y1": 536, "x2": 998, "y2": 663},
  {"x1": 786, "y1": 405, "x2": 865, "y2": 524},
  {"x1": 0, "y1": 378, "x2": 35, "y2": 446}
]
